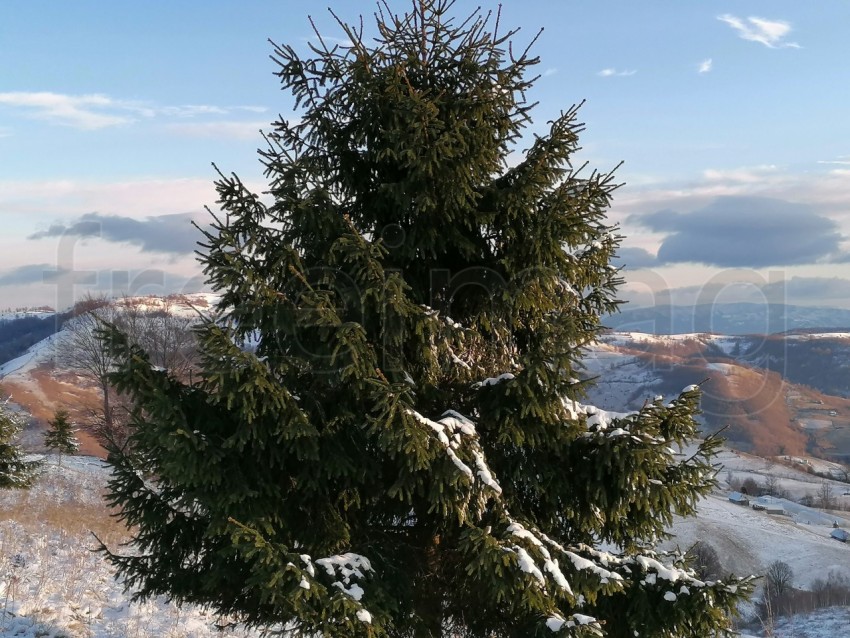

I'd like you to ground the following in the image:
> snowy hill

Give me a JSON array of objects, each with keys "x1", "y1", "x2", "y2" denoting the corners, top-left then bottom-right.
[
  {"x1": 581, "y1": 331, "x2": 850, "y2": 458},
  {"x1": 0, "y1": 330, "x2": 57, "y2": 378},
  {"x1": 0, "y1": 308, "x2": 54, "y2": 322},
  {"x1": 0, "y1": 292, "x2": 218, "y2": 454}
]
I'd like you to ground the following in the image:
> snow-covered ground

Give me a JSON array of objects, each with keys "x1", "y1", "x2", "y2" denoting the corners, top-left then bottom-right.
[
  {"x1": 0, "y1": 455, "x2": 259, "y2": 638},
  {"x1": 112, "y1": 293, "x2": 219, "y2": 319},
  {"x1": 578, "y1": 340, "x2": 662, "y2": 411},
  {"x1": 663, "y1": 492, "x2": 850, "y2": 588},
  {"x1": 765, "y1": 606, "x2": 850, "y2": 637},
  {"x1": 785, "y1": 333, "x2": 850, "y2": 341},
  {"x1": 0, "y1": 333, "x2": 57, "y2": 378},
  {"x1": 716, "y1": 448, "x2": 850, "y2": 502},
  {"x1": 3, "y1": 449, "x2": 849, "y2": 637},
  {"x1": 0, "y1": 292, "x2": 220, "y2": 378}
]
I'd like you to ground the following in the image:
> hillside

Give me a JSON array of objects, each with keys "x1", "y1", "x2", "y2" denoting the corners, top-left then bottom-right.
[
  {"x1": 582, "y1": 332, "x2": 850, "y2": 459},
  {"x1": 1, "y1": 449, "x2": 848, "y2": 637},
  {"x1": 665, "y1": 447, "x2": 850, "y2": 580},
  {"x1": 0, "y1": 293, "x2": 217, "y2": 456},
  {"x1": 2, "y1": 297, "x2": 850, "y2": 635},
  {"x1": 0, "y1": 455, "x2": 261, "y2": 638},
  {"x1": 0, "y1": 311, "x2": 64, "y2": 369}
]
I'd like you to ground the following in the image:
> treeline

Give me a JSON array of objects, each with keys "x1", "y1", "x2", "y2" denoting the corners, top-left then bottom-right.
[
  {"x1": 740, "y1": 337, "x2": 850, "y2": 399},
  {"x1": 0, "y1": 314, "x2": 66, "y2": 366}
]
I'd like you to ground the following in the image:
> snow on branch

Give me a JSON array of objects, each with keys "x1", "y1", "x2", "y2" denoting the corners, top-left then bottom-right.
[
  {"x1": 406, "y1": 408, "x2": 503, "y2": 496},
  {"x1": 472, "y1": 372, "x2": 515, "y2": 388},
  {"x1": 294, "y1": 552, "x2": 375, "y2": 623}
]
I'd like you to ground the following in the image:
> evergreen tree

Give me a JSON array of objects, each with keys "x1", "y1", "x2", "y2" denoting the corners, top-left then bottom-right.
[
  {"x1": 99, "y1": 2, "x2": 753, "y2": 636},
  {"x1": 0, "y1": 399, "x2": 40, "y2": 489},
  {"x1": 43, "y1": 408, "x2": 79, "y2": 467}
]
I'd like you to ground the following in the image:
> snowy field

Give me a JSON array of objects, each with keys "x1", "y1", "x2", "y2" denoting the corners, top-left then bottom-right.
[
  {"x1": 765, "y1": 606, "x2": 850, "y2": 637},
  {"x1": 716, "y1": 447, "x2": 850, "y2": 501},
  {"x1": 0, "y1": 456, "x2": 260, "y2": 638},
  {"x1": 2, "y1": 451, "x2": 849, "y2": 637}
]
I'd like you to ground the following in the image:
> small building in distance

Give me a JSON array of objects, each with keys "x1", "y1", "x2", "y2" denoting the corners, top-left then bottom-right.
[
  {"x1": 752, "y1": 496, "x2": 785, "y2": 515},
  {"x1": 728, "y1": 491, "x2": 749, "y2": 506}
]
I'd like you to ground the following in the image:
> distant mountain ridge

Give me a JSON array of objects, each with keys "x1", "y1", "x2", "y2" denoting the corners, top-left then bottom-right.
[{"x1": 605, "y1": 303, "x2": 850, "y2": 335}]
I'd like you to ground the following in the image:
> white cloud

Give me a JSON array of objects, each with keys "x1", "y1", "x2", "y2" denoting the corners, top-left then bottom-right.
[
  {"x1": 0, "y1": 177, "x2": 271, "y2": 307},
  {"x1": 610, "y1": 166, "x2": 850, "y2": 240},
  {"x1": 0, "y1": 177, "x2": 220, "y2": 218},
  {"x1": 698, "y1": 58, "x2": 713, "y2": 74},
  {"x1": 817, "y1": 155, "x2": 850, "y2": 166},
  {"x1": 0, "y1": 91, "x2": 268, "y2": 130},
  {"x1": 717, "y1": 14, "x2": 800, "y2": 49},
  {"x1": 702, "y1": 164, "x2": 779, "y2": 184},
  {"x1": 597, "y1": 68, "x2": 637, "y2": 78},
  {"x1": 0, "y1": 92, "x2": 133, "y2": 129},
  {"x1": 543, "y1": 67, "x2": 558, "y2": 77},
  {"x1": 165, "y1": 120, "x2": 270, "y2": 140}
]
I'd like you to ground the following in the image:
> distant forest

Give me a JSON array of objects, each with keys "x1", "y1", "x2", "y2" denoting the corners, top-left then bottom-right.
[{"x1": 0, "y1": 314, "x2": 65, "y2": 366}]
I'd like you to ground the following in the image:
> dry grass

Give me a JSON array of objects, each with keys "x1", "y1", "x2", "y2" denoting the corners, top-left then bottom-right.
[
  {"x1": 0, "y1": 458, "x2": 260, "y2": 638},
  {"x1": 2, "y1": 363, "x2": 106, "y2": 457},
  {"x1": 0, "y1": 465, "x2": 126, "y2": 546}
]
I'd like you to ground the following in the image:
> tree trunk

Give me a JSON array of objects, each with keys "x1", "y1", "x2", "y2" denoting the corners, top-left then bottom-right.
[{"x1": 413, "y1": 534, "x2": 443, "y2": 637}]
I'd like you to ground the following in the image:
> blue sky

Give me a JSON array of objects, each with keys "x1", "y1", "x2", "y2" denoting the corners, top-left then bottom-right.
[{"x1": 1, "y1": 1, "x2": 849, "y2": 314}]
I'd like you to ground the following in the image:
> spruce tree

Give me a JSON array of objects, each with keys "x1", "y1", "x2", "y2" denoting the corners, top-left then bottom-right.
[
  {"x1": 0, "y1": 399, "x2": 40, "y2": 489},
  {"x1": 44, "y1": 408, "x2": 79, "y2": 467},
  {"x1": 100, "y1": 2, "x2": 753, "y2": 635}
]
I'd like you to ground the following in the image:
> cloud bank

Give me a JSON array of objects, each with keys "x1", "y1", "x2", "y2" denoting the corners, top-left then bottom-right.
[
  {"x1": 28, "y1": 212, "x2": 204, "y2": 255},
  {"x1": 631, "y1": 196, "x2": 848, "y2": 268}
]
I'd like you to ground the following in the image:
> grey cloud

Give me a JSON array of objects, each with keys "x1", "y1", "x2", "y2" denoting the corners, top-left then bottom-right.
[
  {"x1": 612, "y1": 247, "x2": 658, "y2": 269},
  {"x1": 28, "y1": 212, "x2": 202, "y2": 255},
  {"x1": 0, "y1": 264, "x2": 71, "y2": 286},
  {"x1": 632, "y1": 196, "x2": 848, "y2": 268}
]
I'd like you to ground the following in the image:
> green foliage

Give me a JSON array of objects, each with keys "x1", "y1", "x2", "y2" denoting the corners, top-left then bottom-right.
[
  {"x1": 43, "y1": 408, "x2": 80, "y2": 462},
  {"x1": 0, "y1": 399, "x2": 40, "y2": 489},
  {"x1": 99, "y1": 1, "x2": 753, "y2": 636}
]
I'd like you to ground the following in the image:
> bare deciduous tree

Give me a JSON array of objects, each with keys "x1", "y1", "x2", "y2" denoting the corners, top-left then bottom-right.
[
  {"x1": 54, "y1": 294, "x2": 199, "y2": 448},
  {"x1": 762, "y1": 474, "x2": 789, "y2": 499},
  {"x1": 818, "y1": 480, "x2": 836, "y2": 511},
  {"x1": 687, "y1": 541, "x2": 723, "y2": 581},
  {"x1": 765, "y1": 560, "x2": 794, "y2": 598},
  {"x1": 54, "y1": 297, "x2": 121, "y2": 443}
]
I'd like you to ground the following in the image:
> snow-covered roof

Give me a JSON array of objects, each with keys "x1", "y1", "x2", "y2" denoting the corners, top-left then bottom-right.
[
  {"x1": 830, "y1": 528, "x2": 849, "y2": 542},
  {"x1": 752, "y1": 496, "x2": 786, "y2": 513}
]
